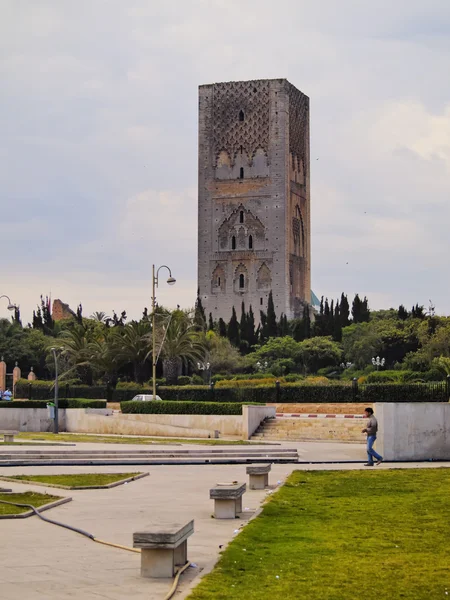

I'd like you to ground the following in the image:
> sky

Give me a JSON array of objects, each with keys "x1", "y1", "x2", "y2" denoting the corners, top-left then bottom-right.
[{"x1": 1, "y1": 0, "x2": 450, "y2": 323}]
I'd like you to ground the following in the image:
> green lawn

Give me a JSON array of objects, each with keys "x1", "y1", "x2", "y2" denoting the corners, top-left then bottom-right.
[
  {"x1": 2, "y1": 472, "x2": 143, "y2": 489},
  {"x1": 0, "y1": 491, "x2": 61, "y2": 515},
  {"x1": 188, "y1": 469, "x2": 450, "y2": 600},
  {"x1": 14, "y1": 432, "x2": 250, "y2": 445}
]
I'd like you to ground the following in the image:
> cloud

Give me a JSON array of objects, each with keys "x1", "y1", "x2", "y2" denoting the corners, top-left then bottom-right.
[{"x1": 1, "y1": 0, "x2": 450, "y2": 322}]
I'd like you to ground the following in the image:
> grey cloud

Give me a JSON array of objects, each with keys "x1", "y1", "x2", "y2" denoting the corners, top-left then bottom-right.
[{"x1": 1, "y1": 0, "x2": 449, "y2": 321}]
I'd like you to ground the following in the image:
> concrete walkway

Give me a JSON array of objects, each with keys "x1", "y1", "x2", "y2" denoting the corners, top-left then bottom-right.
[{"x1": 1, "y1": 440, "x2": 449, "y2": 600}]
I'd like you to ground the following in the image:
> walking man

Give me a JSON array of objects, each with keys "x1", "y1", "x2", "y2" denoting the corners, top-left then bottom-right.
[{"x1": 362, "y1": 407, "x2": 383, "y2": 466}]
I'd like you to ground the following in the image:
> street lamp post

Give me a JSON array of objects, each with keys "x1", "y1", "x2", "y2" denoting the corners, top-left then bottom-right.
[
  {"x1": 152, "y1": 265, "x2": 176, "y2": 400},
  {"x1": 197, "y1": 361, "x2": 211, "y2": 385},
  {"x1": 0, "y1": 295, "x2": 18, "y2": 312},
  {"x1": 371, "y1": 356, "x2": 385, "y2": 371},
  {"x1": 256, "y1": 361, "x2": 268, "y2": 373},
  {"x1": 50, "y1": 347, "x2": 63, "y2": 434}
]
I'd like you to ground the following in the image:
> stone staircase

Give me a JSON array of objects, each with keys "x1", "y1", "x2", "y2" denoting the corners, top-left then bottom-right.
[
  {"x1": 252, "y1": 416, "x2": 364, "y2": 442},
  {"x1": 0, "y1": 446, "x2": 299, "y2": 466}
]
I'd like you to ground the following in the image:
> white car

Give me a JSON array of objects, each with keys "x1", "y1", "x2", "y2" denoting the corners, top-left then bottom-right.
[{"x1": 131, "y1": 394, "x2": 161, "y2": 402}]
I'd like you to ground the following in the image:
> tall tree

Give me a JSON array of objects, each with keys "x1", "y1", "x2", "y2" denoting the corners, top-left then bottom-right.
[
  {"x1": 247, "y1": 305, "x2": 258, "y2": 348},
  {"x1": 259, "y1": 311, "x2": 268, "y2": 343},
  {"x1": 266, "y1": 291, "x2": 278, "y2": 338},
  {"x1": 352, "y1": 294, "x2": 363, "y2": 323},
  {"x1": 227, "y1": 307, "x2": 240, "y2": 347},
  {"x1": 340, "y1": 293, "x2": 350, "y2": 327},
  {"x1": 218, "y1": 318, "x2": 227, "y2": 337},
  {"x1": 303, "y1": 304, "x2": 311, "y2": 339},
  {"x1": 194, "y1": 296, "x2": 207, "y2": 331},
  {"x1": 76, "y1": 303, "x2": 83, "y2": 325},
  {"x1": 333, "y1": 302, "x2": 342, "y2": 342},
  {"x1": 398, "y1": 305, "x2": 409, "y2": 320},
  {"x1": 239, "y1": 302, "x2": 248, "y2": 353},
  {"x1": 13, "y1": 306, "x2": 22, "y2": 327},
  {"x1": 208, "y1": 312, "x2": 214, "y2": 332}
]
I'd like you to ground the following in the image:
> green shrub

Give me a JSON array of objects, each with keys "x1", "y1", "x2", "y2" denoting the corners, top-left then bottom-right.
[
  {"x1": 0, "y1": 399, "x2": 106, "y2": 409},
  {"x1": 177, "y1": 376, "x2": 192, "y2": 386},
  {"x1": 15, "y1": 380, "x2": 107, "y2": 401},
  {"x1": 120, "y1": 400, "x2": 262, "y2": 415}
]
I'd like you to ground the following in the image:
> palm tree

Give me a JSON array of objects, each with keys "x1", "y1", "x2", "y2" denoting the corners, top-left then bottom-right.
[
  {"x1": 159, "y1": 312, "x2": 205, "y2": 384},
  {"x1": 108, "y1": 321, "x2": 152, "y2": 384},
  {"x1": 90, "y1": 311, "x2": 109, "y2": 323},
  {"x1": 57, "y1": 325, "x2": 97, "y2": 384}
]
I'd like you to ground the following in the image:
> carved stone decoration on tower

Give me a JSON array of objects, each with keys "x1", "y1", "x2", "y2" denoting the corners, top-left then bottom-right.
[{"x1": 198, "y1": 78, "x2": 311, "y2": 323}]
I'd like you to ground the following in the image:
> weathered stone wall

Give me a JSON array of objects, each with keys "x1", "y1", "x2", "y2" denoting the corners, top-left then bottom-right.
[
  {"x1": 52, "y1": 299, "x2": 75, "y2": 321},
  {"x1": 198, "y1": 78, "x2": 311, "y2": 323}
]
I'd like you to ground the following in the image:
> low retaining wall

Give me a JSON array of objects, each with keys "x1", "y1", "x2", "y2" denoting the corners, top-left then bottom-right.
[
  {"x1": 0, "y1": 408, "x2": 67, "y2": 432},
  {"x1": 242, "y1": 405, "x2": 276, "y2": 440},
  {"x1": 65, "y1": 410, "x2": 242, "y2": 439},
  {"x1": 376, "y1": 402, "x2": 450, "y2": 461},
  {"x1": 0, "y1": 405, "x2": 280, "y2": 441}
]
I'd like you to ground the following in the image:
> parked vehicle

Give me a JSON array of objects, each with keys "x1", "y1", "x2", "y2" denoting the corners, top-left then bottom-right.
[{"x1": 131, "y1": 394, "x2": 161, "y2": 402}]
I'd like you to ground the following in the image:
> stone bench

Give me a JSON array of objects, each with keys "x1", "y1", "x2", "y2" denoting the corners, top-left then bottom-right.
[
  {"x1": 133, "y1": 520, "x2": 194, "y2": 578},
  {"x1": 0, "y1": 431, "x2": 18, "y2": 443},
  {"x1": 246, "y1": 463, "x2": 271, "y2": 489},
  {"x1": 210, "y1": 482, "x2": 246, "y2": 519}
]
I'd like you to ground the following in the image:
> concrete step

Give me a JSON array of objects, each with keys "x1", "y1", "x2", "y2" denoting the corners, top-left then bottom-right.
[{"x1": 0, "y1": 455, "x2": 298, "y2": 466}]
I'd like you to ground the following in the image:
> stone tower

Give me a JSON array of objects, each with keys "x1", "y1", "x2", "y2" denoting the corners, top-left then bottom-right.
[{"x1": 197, "y1": 78, "x2": 310, "y2": 323}]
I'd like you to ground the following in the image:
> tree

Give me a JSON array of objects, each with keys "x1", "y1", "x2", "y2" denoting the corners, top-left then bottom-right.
[
  {"x1": 90, "y1": 311, "x2": 109, "y2": 323},
  {"x1": 278, "y1": 314, "x2": 289, "y2": 337},
  {"x1": 227, "y1": 307, "x2": 240, "y2": 348},
  {"x1": 108, "y1": 321, "x2": 152, "y2": 384},
  {"x1": 411, "y1": 304, "x2": 425, "y2": 319},
  {"x1": 352, "y1": 294, "x2": 362, "y2": 323},
  {"x1": 76, "y1": 304, "x2": 83, "y2": 325},
  {"x1": 333, "y1": 302, "x2": 342, "y2": 342},
  {"x1": 250, "y1": 336, "x2": 303, "y2": 367},
  {"x1": 194, "y1": 295, "x2": 207, "y2": 331},
  {"x1": 266, "y1": 291, "x2": 277, "y2": 337},
  {"x1": 205, "y1": 331, "x2": 244, "y2": 373},
  {"x1": 247, "y1": 306, "x2": 258, "y2": 348},
  {"x1": 58, "y1": 325, "x2": 96, "y2": 384},
  {"x1": 208, "y1": 313, "x2": 214, "y2": 332},
  {"x1": 398, "y1": 305, "x2": 409, "y2": 321},
  {"x1": 259, "y1": 310, "x2": 268, "y2": 343},
  {"x1": 239, "y1": 302, "x2": 248, "y2": 352},
  {"x1": 159, "y1": 312, "x2": 205, "y2": 384},
  {"x1": 340, "y1": 293, "x2": 350, "y2": 326},
  {"x1": 218, "y1": 318, "x2": 227, "y2": 338},
  {"x1": 13, "y1": 306, "x2": 22, "y2": 327},
  {"x1": 298, "y1": 337, "x2": 343, "y2": 373}
]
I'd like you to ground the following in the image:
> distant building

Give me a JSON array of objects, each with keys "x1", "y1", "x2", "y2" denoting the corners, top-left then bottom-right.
[
  {"x1": 52, "y1": 299, "x2": 76, "y2": 321},
  {"x1": 197, "y1": 78, "x2": 311, "y2": 322}
]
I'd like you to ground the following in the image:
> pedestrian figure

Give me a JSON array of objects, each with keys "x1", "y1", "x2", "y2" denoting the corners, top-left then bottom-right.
[
  {"x1": 3, "y1": 388, "x2": 12, "y2": 401},
  {"x1": 362, "y1": 407, "x2": 383, "y2": 466}
]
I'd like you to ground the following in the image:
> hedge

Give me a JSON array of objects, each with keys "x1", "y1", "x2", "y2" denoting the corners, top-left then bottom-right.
[
  {"x1": 15, "y1": 380, "x2": 108, "y2": 401},
  {"x1": 0, "y1": 399, "x2": 107, "y2": 409},
  {"x1": 16, "y1": 380, "x2": 449, "y2": 404},
  {"x1": 359, "y1": 383, "x2": 447, "y2": 403},
  {"x1": 120, "y1": 400, "x2": 263, "y2": 415}
]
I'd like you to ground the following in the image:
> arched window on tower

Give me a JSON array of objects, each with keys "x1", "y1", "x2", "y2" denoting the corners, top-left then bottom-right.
[
  {"x1": 239, "y1": 110, "x2": 244, "y2": 122},
  {"x1": 239, "y1": 274, "x2": 245, "y2": 289},
  {"x1": 231, "y1": 236, "x2": 236, "y2": 250},
  {"x1": 249, "y1": 235, "x2": 253, "y2": 249},
  {"x1": 240, "y1": 211, "x2": 244, "y2": 223},
  {"x1": 240, "y1": 167, "x2": 244, "y2": 179}
]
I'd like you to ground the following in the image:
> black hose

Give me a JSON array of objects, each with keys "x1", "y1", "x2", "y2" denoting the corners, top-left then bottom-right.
[{"x1": 0, "y1": 500, "x2": 94, "y2": 539}]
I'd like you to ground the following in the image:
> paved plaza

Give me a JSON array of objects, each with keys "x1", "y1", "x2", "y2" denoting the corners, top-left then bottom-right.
[{"x1": 1, "y1": 441, "x2": 449, "y2": 600}]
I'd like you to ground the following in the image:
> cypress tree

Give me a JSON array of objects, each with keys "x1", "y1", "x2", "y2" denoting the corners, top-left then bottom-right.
[
  {"x1": 360, "y1": 296, "x2": 370, "y2": 322},
  {"x1": 340, "y1": 293, "x2": 350, "y2": 326},
  {"x1": 239, "y1": 302, "x2": 248, "y2": 353},
  {"x1": 227, "y1": 307, "x2": 240, "y2": 347},
  {"x1": 303, "y1": 304, "x2": 311, "y2": 339},
  {"x1": 333, "y1": 302, "x2": 342, "y2": 342},
  {"x1": 398, "y1": 305, "x2": 409, "y2": 320},
  {"x1": 194, "y1": 296, "x2": 207, "y2": 330},
  {"x1": 247, "y1": 305, "x2": 257, "y2": 348},
  {"x1": 208, "y1": 312, "x2": 214, "y2": 331},
  {"x1": 352, "y1": 294, "x2": 363, "y2": 323},
  {"x1": 218, "y1": 318, "x2": 227, "y2": 337},
  {"x1": 266, "y1": 291, "x2": 278, "y2": 337},
  {"x1": 259, "y1": 311, "x2": 268, "y2": 343}
]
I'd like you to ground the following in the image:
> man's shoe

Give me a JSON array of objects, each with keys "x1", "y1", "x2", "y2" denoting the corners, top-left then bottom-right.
[
  {"x1": 364, "y1": 463, "x2": 374, "y2": 467},
  {"x1": 376, "y1": 459, "x2": 383, "y2": 465}
]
